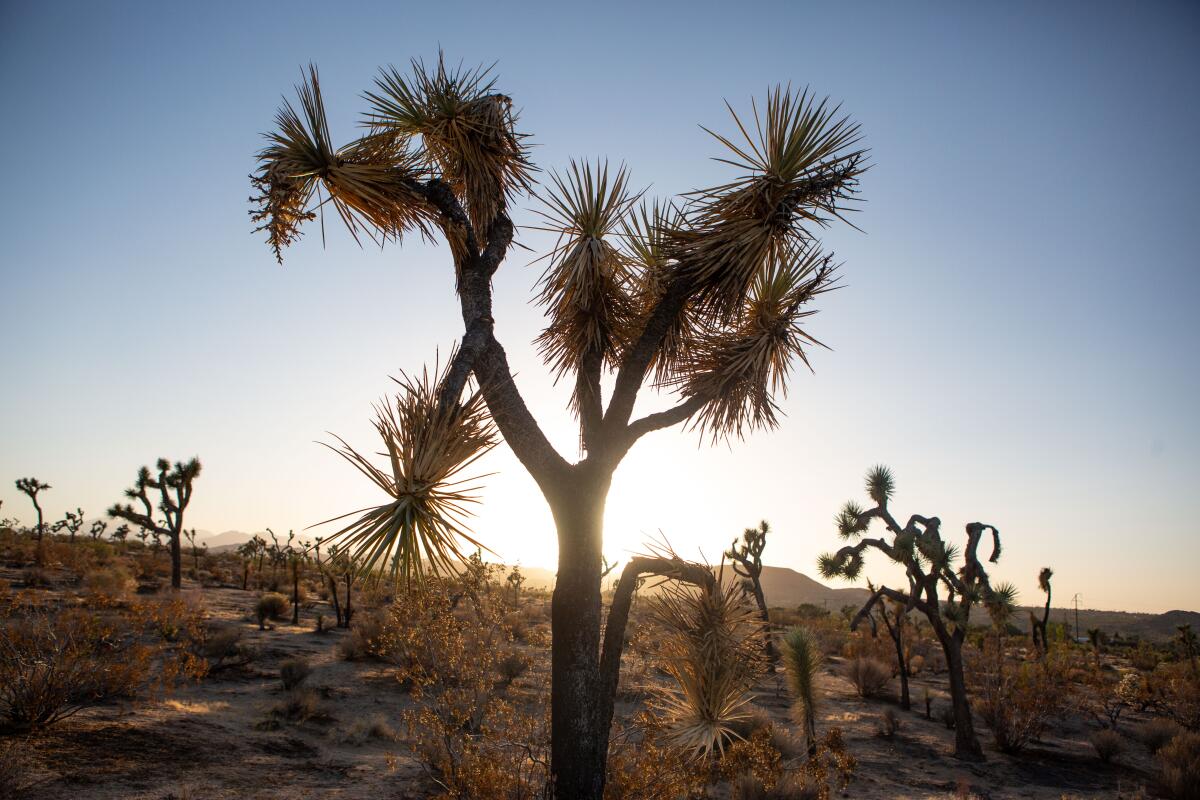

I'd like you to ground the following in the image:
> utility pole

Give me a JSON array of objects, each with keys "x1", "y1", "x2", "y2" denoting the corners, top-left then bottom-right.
[{"x1": 1072, "y1": 593, "x2": 1082, "y2": 641}]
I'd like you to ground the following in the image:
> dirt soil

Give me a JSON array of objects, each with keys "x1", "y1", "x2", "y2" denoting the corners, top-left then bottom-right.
[{"x1": 7, "y1": 579, "x2": 1162, "y2": 799}]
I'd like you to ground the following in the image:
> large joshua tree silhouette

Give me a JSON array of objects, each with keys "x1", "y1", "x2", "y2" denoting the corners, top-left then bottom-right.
[
  {"x1": 108, "y1": 458, "x2": 201, "y2": 590},
  {"x1": 250, "y1": 57, "x2": 864, "y2": 798},
  {"x1": 818, "y1": 465, "x2": 1011, "y2": 760}
]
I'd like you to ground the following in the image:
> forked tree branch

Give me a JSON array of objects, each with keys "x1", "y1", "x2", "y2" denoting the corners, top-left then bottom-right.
[
  {"x1": 421, "y1": 182, "x2": 570, "y2": 489},
  {"x1": 595, "y1": 556, "x2": 715, "y2": 751}
]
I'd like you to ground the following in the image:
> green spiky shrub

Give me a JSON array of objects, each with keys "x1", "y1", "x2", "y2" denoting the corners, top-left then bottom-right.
[
  {"x1": 780, "y1": 627, "x2": 822, "y2": 753},
  {"x1": 650, "y1": 577, "x2": 764, "y2": 760}
]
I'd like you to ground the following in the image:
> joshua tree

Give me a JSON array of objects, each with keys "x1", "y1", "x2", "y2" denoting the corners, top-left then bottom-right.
[
  {"x1": 505, "y1": 564, "x2": 526, "y2": 603},
  {"x1": 818, "y1": 465, "x2": 1008, "y2": 760},
  {"x1": 108, "y1": 458, "x2": 201, "y2": 590},
  {"x1": 52, "y1": 508, "x2": 85, "y2": 544},
  {"x1": 725, "y1": 520, "x2": 777, "y2": 670},
  {"x1": 1029, "y1": 566, "x2": 1054, "y2": 658},
  {"x1": 867, "y1": 583, "x2": 912, "y2": 711},
  {"x1": 781, "y1": 626, "x2": 822, "y2": 753},
  {"x1": 14, "y1": 478, "x2": 50, "y2": 563},
  {"x1": 109, "y1": 523, "x2": 130, "y2": 546},
  {"x1": 89, "y1": 519, "x2": 107, "y2": 541},
  {"x1": 251, "y1": 57, "x2": 863, "y2": 797}
]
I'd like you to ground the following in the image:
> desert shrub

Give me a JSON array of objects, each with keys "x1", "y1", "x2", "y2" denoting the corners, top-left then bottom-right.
[
  {"x1": 876, "y1": 708, "x2": 901, "y2": 739},
  {"x1": 1154, "y1": 666, "x2": 1200, "y2": 731},
  {"x1": 280, "y1": 657, "x2": 311, "y2": 690},
  {"x1": 1090, "y1": 728, "x2": 1125, "y2": 763},
  {"x1": 1158, "y1": 730, "x2": 1200, "y2": 800},
  {"x1": 261, "y1": 687, "x2": 330, "y2": 727},
  {"x1": 0, "y1": 738, "x2": 31, "y2": 798},
  {"x1": 1137, "y1": 719, "x2": 1184, "y2": 754},
  {"x1": 604, "y1": 715, "x2": 702, "y2": 800},
  {"x1": 972, "y1": 650, "x2": 1071, "y2": 753},
  {"x1": 790, "y1": 728, "x2": 856, "y2": 800},
  {"x1": 338, "y1": 610, "x2": 388, "y2": 661},
  {"x1": 908, "y1": 654, "x2": 924, "y2": 675},
  {"x1": 496, "y1": 651, "x2": 529, "y2": 686},
  {"x1": 0, "y1": 608, "x2": 155, "y2": 732},
  {"x1": 20, "y1": 567, "x2": 50, "y2": 588},
  {"x1": 255, "y1": 592, "x2": 289, "y2": 628},
  {"x1": 730, "y1": 771, "x2": 826, "y2": 800},
  {"x1": 83, "y1": 564, "x2": 134, "y2": 599},
  {"x1": 938, "y1": 704, "x2": 957, "y2": 729},
  {"x1": 338, "y1": 713, "x2": 400, "y2": 745},
  {"x1": 1131, "y1": 640, "x2": 1162, "y2": 672},
  {"x1": 845, "y1": 657, "x2": 891, "y2": 698},
  {"x1": 201, "y1": 626, "x2": 252, "y2": 669}
]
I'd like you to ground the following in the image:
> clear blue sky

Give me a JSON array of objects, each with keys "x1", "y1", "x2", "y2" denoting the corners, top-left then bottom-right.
[{"x1": 1, "y1": 1, "x2": 1197, "y2": 613}]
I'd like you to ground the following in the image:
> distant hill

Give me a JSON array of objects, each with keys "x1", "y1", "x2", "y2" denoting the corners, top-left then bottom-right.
[
  {"x1": 199, "y1": 530, "x2": 263, "y2": 549},
  {"x1": 1013, "y1": 606, "x2": 1200, "y2": 642}
]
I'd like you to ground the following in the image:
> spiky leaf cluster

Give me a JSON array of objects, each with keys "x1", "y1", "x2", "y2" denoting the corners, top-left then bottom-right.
[
  {"x1": 318, "y1": 355, "x2": 498, "y2": 584},
  {"x1": 250, "y1": 66, "x2": 434, "y2": 263},
  {"x1": 649, "y1": 576, "x2": 763, "y2": 760},
  {"x1": 532, "y1": 161, "x2": 641, "y2": 395},
  {"x1": 366, "y1": 55, "x2": 533, "y2": 233},
  {"x1": 666, "y1": 86, "x2": 863, "y2": 320}
]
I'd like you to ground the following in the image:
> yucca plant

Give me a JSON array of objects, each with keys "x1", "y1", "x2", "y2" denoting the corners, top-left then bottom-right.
[
  {"x1": 649, "y1": 571, "x2": 764, "y2": 760},
  {"x1": 316, "y1": 356, "x2": 498, "y2": 585},
  {"x1": 251, "y1": 54, "x2": 864, "y2": 799},
  {"x1": 780, "y1": 626, "x2": 822, "y2": 753},
  {"x1": 817, "y1": 465, "x2": 1004, "y2": 761}
]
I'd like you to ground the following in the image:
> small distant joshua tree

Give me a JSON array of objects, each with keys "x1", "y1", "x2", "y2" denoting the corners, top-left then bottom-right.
[
  {"x1": 52, "y1": 508, "x2": 85, "y2": 544},
  {"x1": 109, "y1": 523, "x2": 130, "y2": 545},
  {"x1": 251, "y1": 55, "x2": 864, "y2": 797},
  {"x1": 818, "y1": 465, "x2": 1011, "y2": 761},
  {"x1": 14, "y1": 477, "x2": 50, "y2": 562},
  {"x1": 89, "y1": 519, "x2": 107, "y2": 541},
  {"x1": 867, "y1": 582, "x2": 913, "y2": 710},
  {"x1": 108, "y1": 458, "x2": 202, "y2": 590},
  {"x1": 725, "y1": 520, "x2": 777, "y2": 670},
  {"x1": 1029, "y1": 566, "x2": 1054, "y2": 658}
]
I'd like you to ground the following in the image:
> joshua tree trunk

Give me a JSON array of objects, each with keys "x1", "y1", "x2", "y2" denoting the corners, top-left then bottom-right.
[
  {"x1": 169, "y1": 531, "x2": 182, "y2": 589},
  {"x1": 242, "y1": 562, "x2": 250, "y2": 591},
  {"x1": 548, "y1": 474, "x2": 609, "y2": 800},
  {"x1": 937, "y1": 626, "x2": 983, "y2": 760},
  {"x1": 292, "y1": 561, "x2": 301, "y2": 625},
  {"x1": 880, "y1": 607, "x2": 910, "y2": 711},
  {"x1": 342, "y1": 572, "x2": 354, "y2": 627}
]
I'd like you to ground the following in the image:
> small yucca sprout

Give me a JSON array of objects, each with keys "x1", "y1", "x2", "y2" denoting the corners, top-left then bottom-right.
[
  {"x1": 365, "y1": 54, "x2": 533, "y2": 232},
  {"x1": 781, "y1": 626, "x2": 822, "y2": 752},
  {"x1": 532, "y1": 160, "x2": 641, "y2": 398},
  {"x1": 650, "y1": 576, "x2": 763, "y2": 760},
  {"x1": 316, "y1": 355, "x2": 498, "y2": 584}
]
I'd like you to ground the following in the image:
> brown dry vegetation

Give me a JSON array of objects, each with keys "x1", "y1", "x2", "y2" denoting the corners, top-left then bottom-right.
[{"x1": 1, "y1": 526, "x2": 1198, "y2": 799}]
